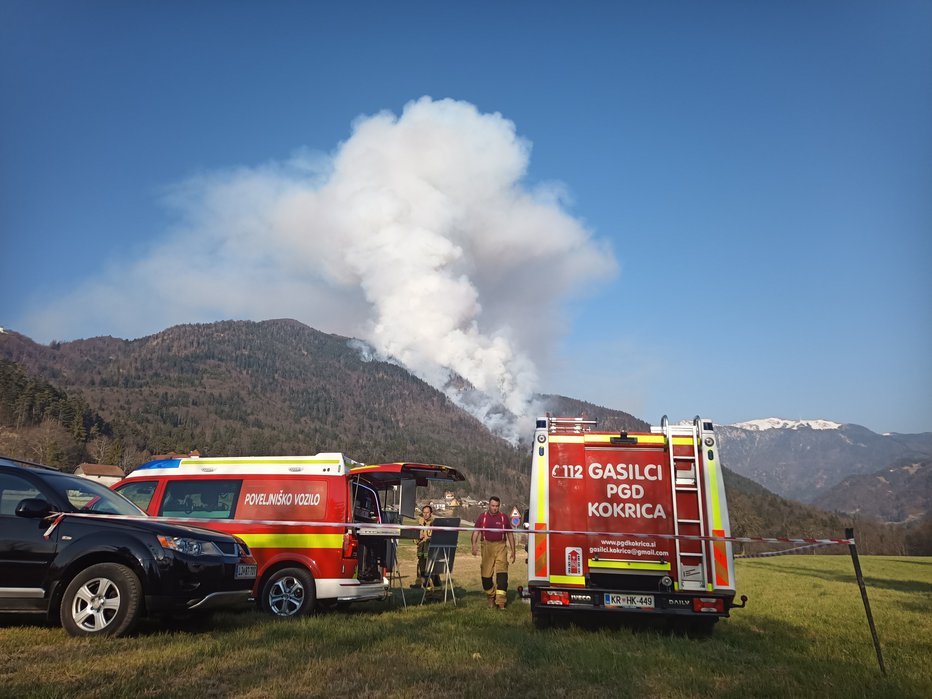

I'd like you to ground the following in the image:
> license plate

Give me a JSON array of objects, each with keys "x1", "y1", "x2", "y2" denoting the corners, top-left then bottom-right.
[
  {"x1": 604, "y1": 593, "x2": 654, "y2": 609},
  {"x1": 235, "y1": 564, "x2": 257, "y2": 580}
]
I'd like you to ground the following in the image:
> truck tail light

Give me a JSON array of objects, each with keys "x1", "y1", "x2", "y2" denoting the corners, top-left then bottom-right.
[
  {"x1": 541, "y1": 590, "x2": 570, "y2": 606},
  {"x1": 692, "y1": 596, "x2": 725, "y2": 613}
]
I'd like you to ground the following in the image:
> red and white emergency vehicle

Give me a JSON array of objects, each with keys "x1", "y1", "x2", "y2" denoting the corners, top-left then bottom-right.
[
  {"x1": 527, "y1": 415, "x2": 739, "y2": 630},
  {"x1": 114, "y1": 455, "x2": 463, "y2": 616}
]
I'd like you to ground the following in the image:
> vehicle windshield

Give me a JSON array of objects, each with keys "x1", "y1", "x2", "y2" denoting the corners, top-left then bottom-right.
[{"x1": 49, "y1": 474, "x2": 146, "y2": 516}]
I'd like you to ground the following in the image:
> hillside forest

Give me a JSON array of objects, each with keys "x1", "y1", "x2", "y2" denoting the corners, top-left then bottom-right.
[{"x1": 0, "y1": 320, "x2": 928, "y2": 555}]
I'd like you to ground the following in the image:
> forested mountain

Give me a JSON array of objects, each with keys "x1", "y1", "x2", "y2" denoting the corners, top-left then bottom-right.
[
  {"x1": 0, "y1": 320, "x2": 648, "y2": 503},
  {"x1": 0, "y1": 359, "x2": 114, "y2": 466},
  {"x1": 813, "y1": 458, "x2": 932, "y2": 523},
  {"x1": 0, "y1": 321, "x2": 913, "y2": 553},
  {"x1": 716, "y1": 421, "x2": 932, "y2": 502}
]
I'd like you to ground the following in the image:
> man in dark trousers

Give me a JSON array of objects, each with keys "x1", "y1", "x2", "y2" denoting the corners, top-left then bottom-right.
[{"x1": 471, "y1": 496, "x2": 516, "y2": 609}]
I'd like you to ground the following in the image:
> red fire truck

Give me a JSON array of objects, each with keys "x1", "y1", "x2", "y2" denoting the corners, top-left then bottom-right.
[{"x1": 526, "y1": 415, "x2": 741, "y2": 630}]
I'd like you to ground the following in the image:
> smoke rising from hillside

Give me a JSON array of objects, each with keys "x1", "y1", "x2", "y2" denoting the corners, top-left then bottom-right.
[{"x1": 25, "y1": 97, "x2": 617, "y2": 439}]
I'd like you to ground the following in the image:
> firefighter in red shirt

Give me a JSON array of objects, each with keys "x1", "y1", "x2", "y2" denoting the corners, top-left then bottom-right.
[{"x1": 471, "y1": 496, "x2": 516, "y2": 609}]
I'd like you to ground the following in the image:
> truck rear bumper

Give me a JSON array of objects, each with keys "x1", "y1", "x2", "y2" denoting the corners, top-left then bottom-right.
[{"x1": 530, "y1": 585, "x2": 735, "y2": 618}]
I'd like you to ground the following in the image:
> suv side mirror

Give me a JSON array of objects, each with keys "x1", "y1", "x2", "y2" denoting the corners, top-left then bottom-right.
[{"x1": 15, "y1": 498, "x2": 53, "y2": 519}]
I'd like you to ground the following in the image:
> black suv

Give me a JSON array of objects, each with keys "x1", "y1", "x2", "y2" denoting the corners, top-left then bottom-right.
[{"x1": 0, "y1": 457, "x2": 257, "y2": 637}]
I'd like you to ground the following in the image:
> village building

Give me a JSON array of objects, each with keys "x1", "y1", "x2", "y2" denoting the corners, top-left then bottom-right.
[{"x1": 73, "y1": 463, "x2": 125, "y2": 487}]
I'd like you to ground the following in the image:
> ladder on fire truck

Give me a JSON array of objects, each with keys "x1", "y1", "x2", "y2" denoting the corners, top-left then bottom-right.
[{"x1": 661, "y1": 416, "x2": 708, "y2": 591}]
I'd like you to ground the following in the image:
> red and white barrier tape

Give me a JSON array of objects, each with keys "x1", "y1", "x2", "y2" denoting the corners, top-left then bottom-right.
[
  {"x1": 41, "y1": 511, "x2": 855, "y2": 546},
  {"x1": 734, "y1": 541, "x2": 838, "y2": 559}
]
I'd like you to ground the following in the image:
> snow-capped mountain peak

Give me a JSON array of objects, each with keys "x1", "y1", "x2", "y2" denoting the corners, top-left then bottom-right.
[{"x1": 730, "y1": 417, "x2": 842, "y2": 431}]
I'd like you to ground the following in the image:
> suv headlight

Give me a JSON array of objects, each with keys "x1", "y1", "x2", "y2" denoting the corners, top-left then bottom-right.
[{"x1": 157, "y1": 535, "x2": 221, "y2": 556}]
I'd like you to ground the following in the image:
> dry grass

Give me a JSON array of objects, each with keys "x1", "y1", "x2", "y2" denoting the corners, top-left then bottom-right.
[{"x1": 1, "y1": 542, "x2": 930, "y2": 698}]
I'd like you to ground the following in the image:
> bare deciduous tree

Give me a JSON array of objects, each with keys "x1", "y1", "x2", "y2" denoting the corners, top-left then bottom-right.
[
  {"x1": 27, "y1": 419, "x2": 71, "y2": 465},
  {"x1": 87, "y1": 435, "x2": 112, "y2": 464}
]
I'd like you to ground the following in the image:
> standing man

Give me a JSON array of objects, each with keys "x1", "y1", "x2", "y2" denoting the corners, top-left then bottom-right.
[{"x1": 471, "y1": 496, "x2": 516, "y2": 609}]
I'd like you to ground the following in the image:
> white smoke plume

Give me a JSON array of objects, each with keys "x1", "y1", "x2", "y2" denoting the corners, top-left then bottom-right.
[{"x1": 23, "y1": 97, "x2": 617, "y2": 440}]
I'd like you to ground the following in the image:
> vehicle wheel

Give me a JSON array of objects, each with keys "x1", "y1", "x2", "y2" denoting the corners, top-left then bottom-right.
[
  {"x1": 60, "y1": 563, "x2": 142, "y2": 637},
  {"x1": 531, "y1": 607, "x2": 551, "y2": 630},
  {"x1": 260, "y1": 567, "x2": 315, "y2": 617}
]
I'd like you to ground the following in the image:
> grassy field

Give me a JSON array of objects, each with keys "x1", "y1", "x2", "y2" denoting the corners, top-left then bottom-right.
[{"x1": 1, "y1": 543, "x2": 930, "y2": 698}]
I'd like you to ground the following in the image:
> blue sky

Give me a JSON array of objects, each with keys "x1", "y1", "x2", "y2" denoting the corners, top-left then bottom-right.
[{"x1": 1, "y1": 1, "x2": 930, "y2": 434}]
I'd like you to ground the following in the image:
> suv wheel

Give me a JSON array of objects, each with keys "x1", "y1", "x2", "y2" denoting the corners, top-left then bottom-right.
[
  {"x1": 60, "y1": 563, "x2": 142, "y2": 637},
  {"x1": 261, "y1": 567, "x2": 315, "y2": 617}
]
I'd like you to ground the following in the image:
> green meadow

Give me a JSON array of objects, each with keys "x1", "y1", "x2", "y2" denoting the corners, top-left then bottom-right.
[{"x1": 1, "y1": 546, "x2": 929, "y2": 698}]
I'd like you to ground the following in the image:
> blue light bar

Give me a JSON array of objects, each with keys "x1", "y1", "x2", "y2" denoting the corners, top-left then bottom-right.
[{"x1": 134, "y1": 459, "x2": 182, "y2": 470}]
